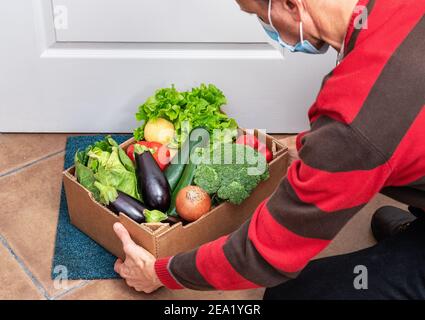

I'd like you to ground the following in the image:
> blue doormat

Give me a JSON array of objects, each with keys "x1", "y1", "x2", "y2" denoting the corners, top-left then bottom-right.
[{"x1": 51, "y1": 134, "x2": 132, "y2": 280}]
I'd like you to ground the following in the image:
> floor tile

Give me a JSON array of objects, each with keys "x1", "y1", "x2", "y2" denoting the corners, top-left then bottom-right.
[
  {"x1": 59, "y1": 279, "x2": 264, "y2": 300},
  {"x1": 0, "y1": 134, "x2": 68, "y2": 176},
  {"x1": 0, "y1": 133, "x2": 132, "y2": 177},
  {"x1": 0, "y1": 243, "x2": 44, "y2": 300},
  {"x1": 0, "y1": 152, "x2": 83, "y2": 297}
]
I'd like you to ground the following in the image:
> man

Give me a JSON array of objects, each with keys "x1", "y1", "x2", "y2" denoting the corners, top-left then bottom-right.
[{"x1": 113, "y1": 0, "x2": 425, "y2": 299}]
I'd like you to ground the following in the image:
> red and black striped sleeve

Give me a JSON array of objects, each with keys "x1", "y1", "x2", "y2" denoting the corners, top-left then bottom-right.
[{"x1": 154, "y1": 117, "x2": 392, "y2": 290}]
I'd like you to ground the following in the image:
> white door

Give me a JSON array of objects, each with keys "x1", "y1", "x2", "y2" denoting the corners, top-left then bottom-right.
[{"x1": 0, "y1": 0, "x2": 336, "y2": 133}]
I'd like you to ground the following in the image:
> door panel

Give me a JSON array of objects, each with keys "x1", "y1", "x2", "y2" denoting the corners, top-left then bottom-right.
[
  {"x1": 52, "y1": 0, "x2": 267, "y2": 43},
  {"x1": 0, "y1": 0, "x2": 336, "y2": 133}
]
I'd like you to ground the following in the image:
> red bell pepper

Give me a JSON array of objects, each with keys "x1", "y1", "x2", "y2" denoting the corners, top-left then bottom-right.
[
  {"x1": 236, "y1": 134, "x2": 273, "y2": 163},
  {"x1": 236, "y1": 134, "x2": 259, "y2": 150},
  {"x1": 258, "y1": 143, "x2": 273, "y2": 163},
  {"x1": 127, "y1": 141, "x2": 171, "y2": 171}
]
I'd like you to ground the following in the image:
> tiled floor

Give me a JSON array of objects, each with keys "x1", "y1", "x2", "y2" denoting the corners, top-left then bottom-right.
[{"x1": 0, "y1": 133, "x2": 406, "y2": 300}]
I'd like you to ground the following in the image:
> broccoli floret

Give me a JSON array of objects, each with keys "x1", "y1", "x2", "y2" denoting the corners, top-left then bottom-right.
[
  {"x1": 217, "y1": 181, "x2": 249, "y2": 205},
  {"x1": 213, "y1": 164, "x2": 234, "y2": 185},
  {"x1": 193, "y1": 144, "x2": 269, "y2": 205},
  {"x1": 193, "y1": 165, "x2": 221, "y2": 194},
  {"x1": 261, "y1": 168, "x2": 270, "y2": 181},
  {"x1": 238, "y1": 168, "x2": 261, "y2": 193}
]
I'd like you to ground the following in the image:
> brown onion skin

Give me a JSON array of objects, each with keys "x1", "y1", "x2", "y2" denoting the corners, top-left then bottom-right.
[{"x1": 176, "y1": 186, "x2": 211, "y2": 222}]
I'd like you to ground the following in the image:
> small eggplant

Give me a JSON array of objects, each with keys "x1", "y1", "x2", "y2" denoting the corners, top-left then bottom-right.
[
  {"x1": 164, "y1": 216, "x2": 181, "y2": 225},
  {"x1": 108, "y1": 191, "x2": 148, "y2": 223},
  {"x1": 135, "y1": 150, "x2": 171, "y2": 212}
]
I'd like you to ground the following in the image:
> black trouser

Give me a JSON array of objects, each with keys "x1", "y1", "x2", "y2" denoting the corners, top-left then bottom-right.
[{"x1": 264, "y1": 208, "x2": 425, "y2": 300}]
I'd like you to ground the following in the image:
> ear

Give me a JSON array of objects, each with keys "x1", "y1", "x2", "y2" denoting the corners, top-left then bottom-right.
[{"x1": 282, "y1": 0, "x2": 304, "y2": 22}]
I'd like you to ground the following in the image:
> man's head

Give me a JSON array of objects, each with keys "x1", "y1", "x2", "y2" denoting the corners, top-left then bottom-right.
[
  {"x1": 236, "y1": 0, "x2": 325, "y2": 51},
  {"x1": 236, "y1": 0, "x2": 358, "y2": 53}
]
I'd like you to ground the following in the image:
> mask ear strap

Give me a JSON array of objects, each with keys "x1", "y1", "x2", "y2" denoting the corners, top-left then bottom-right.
[
  {"x1": 268, "y1": 0, "x2": 275, "y2": 29},
  {"x1": 299, "y1": 21, "x2": 304, "y2": 43}
]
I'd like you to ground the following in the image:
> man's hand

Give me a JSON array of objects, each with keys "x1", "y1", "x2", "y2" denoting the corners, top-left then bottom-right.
[
  {"x1": 279, "y1": 135, "x2": 299, "y2": 165},
  {"x1": 113, "y1": 222, "x2": 163, "y2": 293}
]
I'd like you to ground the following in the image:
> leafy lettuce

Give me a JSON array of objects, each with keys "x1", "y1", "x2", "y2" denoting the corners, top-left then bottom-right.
[
  {"x1": 74, "y1": 136, "x2": 141, "y2": 204},
  {"x1": 134, "y1": 84, "x2": 238, "y2": 147}
]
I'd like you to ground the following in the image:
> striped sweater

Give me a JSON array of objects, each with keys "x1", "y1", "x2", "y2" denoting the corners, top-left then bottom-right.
[{"x1": 155, "y1": 0, "x2": 425, "y2": 290}]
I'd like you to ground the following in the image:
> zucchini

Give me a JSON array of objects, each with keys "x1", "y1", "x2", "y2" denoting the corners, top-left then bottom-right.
[
  {"x1": 167, "y1": 161, "x2": 198, "y2": 217},
  {"x1": 165, "y1": 127, "x2": 209, "y2": 191}
]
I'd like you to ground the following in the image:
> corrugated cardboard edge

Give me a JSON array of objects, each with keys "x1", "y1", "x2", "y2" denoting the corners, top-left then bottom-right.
[
  {"x1": 63, "y1": 130, "x2": 289, "y2": 259},
  {"x1": 63, "y1": 168, "x2": 160, "y2": 259},
  {"x1": 154, "y1": 134, "x2": 288, "y2": 257}
]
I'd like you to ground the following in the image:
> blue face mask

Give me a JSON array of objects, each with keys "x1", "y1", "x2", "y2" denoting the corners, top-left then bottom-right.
[{"x1": 259, "y1": 0, "x2": 329, "y2": 54}]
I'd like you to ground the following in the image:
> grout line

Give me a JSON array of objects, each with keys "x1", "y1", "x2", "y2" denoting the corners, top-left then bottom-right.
[
  {"x1": 0, "y1": 149, "x2": 65, "y2": 179},
  {"x1": 0, "y1": 232, "x2": 92, "y2": 300},
  {"x1": 50, "y1": 280, "x2": 91, "y2": 300},
  {"x1": 0, "y1": 233, "x2": 51, "y2": 300}
]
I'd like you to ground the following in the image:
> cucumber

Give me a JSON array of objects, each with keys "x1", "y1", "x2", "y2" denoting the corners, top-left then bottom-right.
[
  {"x1": 165, "y1": 127, "x2": 209, "y2": 191},
  {"x1": 167, "y1": 161, "x2": 197, "y2": 217},
  {"x1": 164, "y1": 142, "x2": 192, "y2": 191}
]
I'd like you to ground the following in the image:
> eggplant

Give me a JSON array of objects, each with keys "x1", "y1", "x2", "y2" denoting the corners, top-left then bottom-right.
[
  {"x1": 164, "y1": 216, "x2": 181, "y2": 225},
  {"x1": 108, "y1": 191, "x2": 148, "y2": 223},
  {"x1": 135, "y1": 151, "x2": 171, "y2": 212}
]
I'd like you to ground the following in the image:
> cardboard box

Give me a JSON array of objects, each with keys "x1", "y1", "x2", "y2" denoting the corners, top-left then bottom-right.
[{"x1": 63, "y1": 130, "x2": 289, "y2": 260}]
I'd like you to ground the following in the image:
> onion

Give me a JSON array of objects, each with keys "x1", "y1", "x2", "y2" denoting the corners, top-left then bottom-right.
[
  {"x1": 144, "y1": 118, "x2": 175, "y2": 145},
  {"x1": 176, "y1": 186, "x2": 211, "y2": 222}
]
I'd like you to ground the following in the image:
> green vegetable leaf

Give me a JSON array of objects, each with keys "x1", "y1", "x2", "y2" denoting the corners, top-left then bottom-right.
[
  {"x1": 94, "y1": 181, "x2": 118, "y2": 205},
  {"x1": 118, "y1": 147, "x2": 135, "y2": 173},
  {"x1": 103, "y1": 136, "x2": 135, "y2": 173},
  {"x1": 133, "y1": 144, "x2": 154, "y2": 155},
  {"x1": 86, "y1": 157, "x2": 99, "y2": 172},
  {"x1": 93, "y1": 137, "x2": 113, "y2": 153},
  {"x1": 94, "y1": 165, "x2": 140, "y2": 201},
  {"x1": 75, "y1": 145, "x2": 92, "y2": 166},
  {"x1": 87, "y1": 147, "x2": 110, "y2": 167},
  {"x1": 104, "y1": 147, "x2": 125, "y2": 171},
  {"x1": 74, "y1": 137, "x2": 141, "y2": 204},
  {"x1": 74, "y1": 153, "x2": 100, "y2": 201},
  {"x1": 144, "y1": 209, "x2": 168, "y2": 223},
  {"x1": 133, "y1": 126, "x2": 145, "y2": 141},
  {"x1": 106, "y1": 136, "x2": 118, "y2": 147}
]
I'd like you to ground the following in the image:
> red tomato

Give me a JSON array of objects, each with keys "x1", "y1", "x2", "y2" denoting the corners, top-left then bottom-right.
[
  {"x1": 147, "y1": 142, "x2": 171, "y2": 171},
  {"x1": 126, "y1": 144, "x2": 136, "y2": 161},
  {"x1": 258, "y1": 143, "x2": 273, "y2": 163},
  {"x1": 236, "y1": 135, "x2": 259, "y2": 150},
  {"x1": 126, "y1": 141, "x2": 171, "y2": 170}
]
